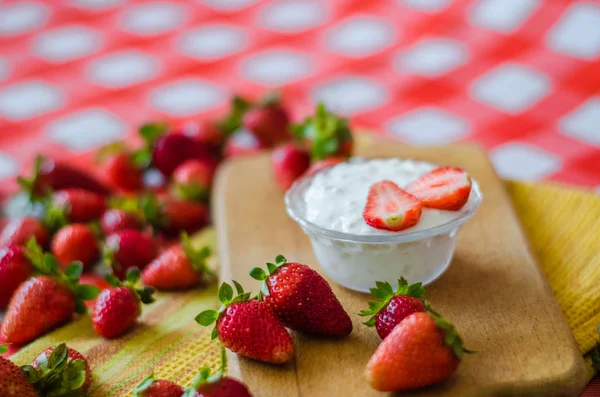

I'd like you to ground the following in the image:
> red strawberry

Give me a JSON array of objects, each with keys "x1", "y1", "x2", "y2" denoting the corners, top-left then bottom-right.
[
  {"x1": 365, "y1": 309, "x2": 471, "y2": 391},
  {"x1": 359, "y1": 278, "x2": 426, "y2": 339},
  {"x1": 224, "y1": 130, "x2": 267, "y2": 158},
  {"x1": 0, "y1": 345, "x2": 38, "y2": 397},
  {"x1": 185, "y1": 120, "x2": 225, "y2": 148},
  {"x1": 92, "y1": 269, "x2": 155, "y2": 338},
  {"x1": 101, "y1": 209, "x2": 143, "y2": 235},
  {"x1": 196, "y1": 282, "x2": 294, "y2": 364},
  {"x1": 104, "y1": 153, "x2": 143, "y2": 191},
  {"x1": 51, "y1": 224, "x2": 99, "y2": 270},
  {"x1": 171, "y1": 159, "x2": 216, "y2": 201},
  {"x1": 17, "y1": 155, "x2": 111, "y2": 199},
  {"x1": 0, "y1": 241, "x2": 100, "y2": 344},
  {"x1": 187, "y1": 347, "x2": 253, "y2": 397},
  {"x1": 406, "y1": 167, "x2": 472, "y2": 211},
  {"x1": 272, "y1": 144, "x2": 310, "y2": 191},
  {"x1": 250, "y1": 255, "x2": 352, "y2": 337},
  {"x1": 242, "y1": 104, "x2": 290, "y2": 147},
  {"x1": 52, "y1": 188, "x2": 106, "y2": 223},
  {"x1": 25, "y1": 343, "x2": 91, "y2": 395},
  {"x1": 104, "y1": 229, "x2": 158, "y2": 279},
  {"x1": 142, "y1": 195, "x2": 209, "y2": 235},
  {"x1": 304, "y1": 157, "x2": 345, "y2": 177},
  {"x1": 0, "y1": 245, "x2": 32, "y2": 308},
  {"x1": 0, "y1": 217, "x2": 49, "y2": 248},
  {"x1": 152, "y1": 133, "x2": 215, "y2": 177},
  {"x1": 142, "y1": 234, "x2": 212, "y2": 290},
  {"x1": 363, "y1": 180, "x2": 423, "y2": 231},
  {"x1": 134, "y1": 374, "x2": 184, "y2": 397}
]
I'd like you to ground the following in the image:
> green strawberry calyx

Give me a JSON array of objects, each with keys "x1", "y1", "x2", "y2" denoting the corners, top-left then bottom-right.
[
  {"x1": 172, "y1": 182, "x2": 208, "y2": 203},
  {"x1": 425, "y1": 302, "x2": 473, "y2": 360},
  {"x1": 217, "y1": 96, "x2": 253, "y2": 136},
  {"x1": 359, "y1": 277, "x2": 426, "y2": 327},
  {"x1": 182, "y1": 346, "x2": 227, "y2": 396},
  {"x1": 21, "y1": 343, "x2": 88, "y2": 397},
  {"x1": 41, "y1": 198, "x2": 70, "y2": 232},
  {"x1": 25, "y1": 238, "x2": 100, "y2": 314},
  {"x1": 131, "y1": 122, "x2": 169, "y2": 169},
  {"x1": 249, "y1": 254, "x2": 287, "y2": 300},
  {"x1": 16, "y1": 155, "x2": 46, "y2": 201},
  {"x1": 181, "y1": 232, "x2": 214, "y2": 280},
  {"x1": 105, "y1": 268, "x2": 155, "y2": 305},
  {"x1": 133, "y1": 373, "x2": 159, "y2": 396},
  {"x1": 195, "y1": 281, "x2": 252, "y2": 340},
  {"x1": 0, "y1": 343, "x2": 8, "y2": 354}
]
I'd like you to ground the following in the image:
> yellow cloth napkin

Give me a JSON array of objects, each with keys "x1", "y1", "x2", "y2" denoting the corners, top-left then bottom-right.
[{"x1": 9, "y1": 181, "x2": 600, "y2": 396}]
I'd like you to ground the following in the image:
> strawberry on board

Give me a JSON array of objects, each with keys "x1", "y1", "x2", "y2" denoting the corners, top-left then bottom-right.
[
  {"x1": 0, "y1": 240, "x2": 101, "y2": 345},
  {"x1": 250, "y1": 255, "x2": 352, "y2": 337},
  {"x1": 363, "y1": 180, "x2": 423, "y2": 231},
  {"x1": 103, "y1": 229, "x2": 158, "y2": 280},
  {"x1": 359, "y1": 278, "x2": 426, "y2": 339},
  {"x1": 140, "y1": 194, "x2": 209, "y2": 235},
  {"x1": 304, "y1": 157, "x2": 346, "y2": 177},
  {"x1": 92, "y1": 268, "x2": 155, "y2": 339},
  {"x1": 0, "y1": 344, "x2": 38, "y2": 397},
  {"x1": 101, "y1": 209, "x2": 143, "y2": 235},
  {"x1": 242, "y1": 95, "x2": 291, "y2": 147},
  {"x1": 134, "y1": 373, "x2": 184, "y2": 397},
  {"x1": 271, "y1": 144, "x2": 311, "y2": 191},
  {"x1": 365, "y1": 306, "x2": 472, "y2": 391},
  {"x1": 23, "y1": 343, "x2": 91, "y2": 396},
  {"x1": 406, "y1": 166, "x2": 472, "y2": 211},
  {"x1": 196, "y1": 282, "x2": 294, "y2": 364},
  {"x1": 0, "y1": 245, "x2": 33, "y2": 308},
  {"x1": 171, "y1": 159, "x2": 216, "y2": 202},
  {"x1": 0, "y1": 217, "x2": 49, "y2": 248},
  {"x1": 51, "y1": 224, "x2": 99, "y2": 270},
  {"x1": 50, "y1": 188, "x2": 106, "y2": 224},
  {"x1": 103, "y1": 152, "x2": 144, "y2": 192}
]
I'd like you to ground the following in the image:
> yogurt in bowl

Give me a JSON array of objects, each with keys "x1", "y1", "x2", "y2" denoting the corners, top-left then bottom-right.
[{"x1": 285, "y1": 158, "x2": 482, "y2": 292}]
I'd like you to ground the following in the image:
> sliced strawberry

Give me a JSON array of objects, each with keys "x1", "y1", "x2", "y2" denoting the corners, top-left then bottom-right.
[
  {"x1": 406, "y1": 167, "x2": 472, "y2": 211},
  {"x1": 363, "y1": 181, "x2": 422, "y2": 232}
]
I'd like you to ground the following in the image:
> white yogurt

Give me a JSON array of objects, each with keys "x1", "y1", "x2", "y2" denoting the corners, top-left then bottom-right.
[{"x1": 302, "y1": 158, "x2": 471, "y2": 235}]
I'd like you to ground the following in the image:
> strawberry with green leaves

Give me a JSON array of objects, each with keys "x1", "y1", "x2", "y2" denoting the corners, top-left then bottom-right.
[
  {"x1": 0, "y1": 344, "x2": 38, "y2": 397},
  {"x1": 50, "y1": 188, "x2": 106, "y2": 223},
  {"x1": 271, "y1": 144, "x2": 310, "y2": 191},
  {"x1": 171, "y1": 159, "x2": 216, "y2": 202},
  {"x1": 250, "y1": 255, "x2": 352, "y2": 337},
  {"x1": 241, "y1": 93, "x2": 290, "y2": 147},
  {"x1": 359, "y1": 278, "x2": 426, "y2": 339},
  {"x1": 103, "y1": 229, "x2": 158, "y2": 279},
  {"x1": 0, "y1": 216, "x2": 49, "y2": 248},
  {"x1": 0, "y1": 240, "x2": 100, "y2": 345},
  {"x1": 23, "y1": 343, "x2": 91, "y2": 396},
  {"x1": 196, "y1": 282, "x2": 294, "y2": 364},
  {"x1": 134, "y1": 373, "x2": 184, "y2": 397},
  {"x1": 140, "y1": 194, "x2": 209, "y2": 235},
  {"x1": 51, "y1": 224, "x2": 99, "y2": 270},
  {"x1": 92, "y1": 268, "x2": 155, "y2": 338}
]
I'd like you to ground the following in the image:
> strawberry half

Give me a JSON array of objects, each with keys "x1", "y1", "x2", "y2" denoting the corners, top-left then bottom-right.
[
  {"x1": 359, "y1": 278, "x2": 426, "y2": 339},
  {"x1": 405, "y1": 167, "x2": 472, "y2": 211},
  {"x1": 363, "y1": 180, "x2": 422, "y2": 231}
]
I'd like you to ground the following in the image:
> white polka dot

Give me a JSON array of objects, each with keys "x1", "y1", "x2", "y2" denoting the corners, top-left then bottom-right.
[
  {"x1": 198, "y1": 0, "x2": 258, "y2": 11},
  {"x1": 0, "y1": 2, "x2": 49, "y2": 36},
  {"x1": 0, "y1": 59, "x2": 9, "y2": 82},
  {"x1": 87, "y1": 51, "x2": 159, "y2": 88},
  {"x1": 470, "y1": 63, "x2": 551, "y2": 114},
  {"x1": 325, "y1": 15, "x2": 396, "y2": 57},
  {"x1": 70, "y1": 0, "x2": 125, "y2": 10},
  {"x1": 490, "y1": 143, "x2": 561, "y2": 181},
  {"x1": 546, "y1": 3, "x2": 600, "y2": 60},
  {"x1": 470, "y1": 0, "x2": 540, "y2": 34},
  {"x1": 47, "y1": 109, "x2": 126, "y2": 152},
  {"x1": 0, "y1": 80, "x2": 64, "y2": 121},
  {"x1": 149, "y1": 79, "x2": 226, "y2": 116},
  {"x1": 120, "y1": 2, "x2": 186, "y2": 36},
  {"x1": 32, "y1": 26, "x2": 101, "y2": 62},
  {"x1": 0, "y1": 152, "x2": 19, "y2": 181},
  {"x1": 178, "y1": 25, "x2": 246, "y2": 60},
  {"x1": 241, "y1": 49, "x2": 312, "y2": 85},
  {"x1": 387, "y1": 108, "x2": 469, "y2": 145},
  {"x1": 395, "y1": 38, "x2": 468, "y2": 77},
  {"x1": 559, "y1": 98, "x2": 600, "y2": 147},
  {"x1": 400, "y1": 0, "x2": 450, "y2": 13},
  {"x1": 312, "y1": 76, "x2": 389, "y2": 116},
  {"x1": 260, "y1": 0, "x2": 326, "y2": 32}
]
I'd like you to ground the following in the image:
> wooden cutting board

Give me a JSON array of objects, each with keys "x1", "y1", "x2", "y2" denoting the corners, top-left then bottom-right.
[{"x1": 212, "y1": 135, "x2": 587, "y2": 397}]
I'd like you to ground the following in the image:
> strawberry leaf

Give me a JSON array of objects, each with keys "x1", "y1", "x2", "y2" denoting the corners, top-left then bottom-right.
[
  {"x1": 134, "y1": 374, "x2": 155, "y2": 396},
  {"x1": 75, "y1": 284, "x2": 101, "y2": 301},
  {"x1": 126, "y1": 267, "x2": 141, "y2": 285},
  {"x1": 105, "y1": 273, "x2": 121, "y2": 288},
  {"x1": 275, "y1": 255, "x2": 287, "y2": 266},
  {"x1": 218, "y1": 282, "x2": 234, "y2": 304},
  {"x1": 64, "y1": 263, "x2": 83, "y2": 283},
  {"x1": 425, "y1": 302, "x2": 471, "y2": 360},
  {"x1": 218, "y1": 96, "x2": 252, "y2": 136},
  {"x1": 0, "y1": 344, "x2": 8, "y2": 354},
  {"x1": 136, "y1": 286, "x2": 156, "y2": 305},
  {"x1": 211, "y1": 327, "x2": 218, "y2": 341},
  {"x1": 173, "y1": 183, "x2": 208, "y2": 202},
  {"x1": 265, "y1": 262, "x2": 277, "y2": 274},
  {"x1": 139, "y1": 122, "x2": 168, "y2": 146},
  {"x1": 249, "y1": 267, "x2": 267, "y2": 281},
  {"x1": 196, "y1": 310, "x2": 219, "y2": 326},
  {"x1": 232, "y1": 280, "x2": 244, "y2": 295}
]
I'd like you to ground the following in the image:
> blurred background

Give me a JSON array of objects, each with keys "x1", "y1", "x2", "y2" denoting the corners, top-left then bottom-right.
[{"x1": 0, "y1": 0, "x2": 598, "y2": 195}]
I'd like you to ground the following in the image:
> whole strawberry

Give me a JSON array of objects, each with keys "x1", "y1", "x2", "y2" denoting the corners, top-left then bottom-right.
[
  {"x1": 104, "y1": 229, "x2": 158, "y2": 279},
  {"x1": 22, "y1": 343, "x2": 91, "y2": 396},
  {"x1": 104, "y1": 153, "x2": 143, "y2": 191},
  {"x1": 359, "y1": 278, "x2": 426, "y2": 339},
  {"x1": 185, "y1": 347, "x2": 253, "y2": 397},
  {"x1": 365, "y1": 308, "x2": 471, "y2": 391},
  {"x1": 51, "y1": 224, "x2": 99, "y2": 270},
  {"x1": 224, "y1": 130, "x2": 267, "y2": 158},
  {"x1": 134, "y1": 374, "x2": 184, "y2": 397},
  {"x1": 196, "y1": 282, "x2": 294, "y2": 364},
  {"x1": 172, "y1": 159, "x2": 216, "y2": 202},
  {"x1": 0, "y1": 217, "x2": 49, "y2": 248},
  {"x1": 101, "y1": 209, "x2": 143, "y2": 235},
  {"x1": 142, "y1": 194, "x2": 209, "y2": 235},
  {"x1": 0, "y1": 245, "x2": 32, "y2": 308},
  {"x1": 0, "y1": 344, "x2": 38, "y2": 397},
  {"x1": 153, "y1": 133, "x2": 215, "y2": 177},
  {"x1": 271, "y1": 144, "x2": 310, "y2": 191},
  {"x1": 242, "y1": 102, "x2": 290, "y2": 147},
  {"x1": 250, "y1": 255, "x2": 352, "y2": 337},
  {"x1": 92, "y1": 268, "x2": 155, "y2": 338},
  {"x1": 142, "y1": 233, "x2": 212, "y2": 290},
  {"x1": 51, "y1": 188, "x2": 106, "y2": 223},
  {"x1": 0, "y1": 240, "x2": 100, "y2": 344}
]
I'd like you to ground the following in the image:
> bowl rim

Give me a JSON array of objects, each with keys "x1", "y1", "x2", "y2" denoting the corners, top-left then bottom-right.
[{"x1": 284, "y1": 157, "x2": 483, "y2": 244}]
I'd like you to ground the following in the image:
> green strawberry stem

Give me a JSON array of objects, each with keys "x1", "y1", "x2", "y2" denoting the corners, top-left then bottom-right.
[
  {"x1": 358, "y1": 277, "x2": 426, "y2": 327},
  {"x1": 0, "y1": 344, "x2": 8, "y2": 354},
  {"x1": 25, "y1": 238, "x2": 100, "y2": 314},
  {"x1": 173, "y1": 183, "x2": 208, "y2": 203},
  {"x1": 131, "y1": 122, "x2": 169, "y2": 168},
  {"x1": 217, "y1": 96, "x2": 252, "y2": 136},
  {"x1": 133, "y1": 373, "x2": 157, "y2": 397},
  {"x1": 16, "y1": 155, "x2": 45, "y2": 201},
  {"x1": 249, "y1": 254, "x2": 287, "y2": 300},
  {"x1": 42, "y1": 198, "x2": 69, "y2": 232},
  {"x1": 195, "y1": 281, "x2": 252, "y2": 340},
  {"x1": 105, "y1": 268, "x2": 155, "y2": 305},
  {"x1": 424, "y1": 301, "x2": 473, "y2": 360}
]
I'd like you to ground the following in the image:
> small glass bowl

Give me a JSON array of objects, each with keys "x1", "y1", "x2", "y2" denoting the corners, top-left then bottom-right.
[{"x1": 285, "y1": 164, "x2": 483, "y2": 293}]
